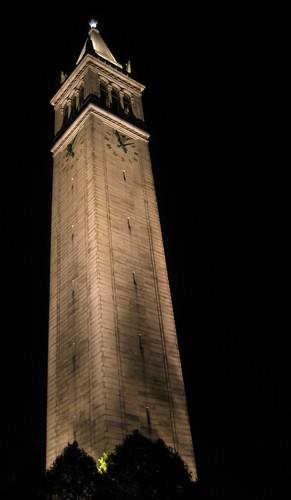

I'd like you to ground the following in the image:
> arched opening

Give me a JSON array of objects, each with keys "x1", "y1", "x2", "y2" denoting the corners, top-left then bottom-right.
[
  {"x1": 111, "y1": 88, "x2": 120, "y2": 114},
  {"x1": 63, "y1": 104, "x2": 69, "y2": 127},
  {"x1": 100, "y1": 81, "x2": 107, "y2": 107},
  {"x1": 79, "y1": 86, "x2": 84, "y2": 108}
]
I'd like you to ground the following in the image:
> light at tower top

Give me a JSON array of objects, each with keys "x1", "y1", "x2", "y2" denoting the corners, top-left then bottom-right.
[{"x1": 89, "y1": 18, "x2": 98, "y2": 29}]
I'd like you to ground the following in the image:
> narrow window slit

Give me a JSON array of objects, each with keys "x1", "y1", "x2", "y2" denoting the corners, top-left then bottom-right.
[
  {"x1": 138, "y1": 334, "x2": 143, "y2": 352},
  {"x1": 146, "y1": 407, "x2": 151, "y2": 428},
  {"x1": 123, "y1": 169, "x2": 126, "y2": 181},
  {"x1": 132, "y1": 271, "x2": 137, "y2": 285},
  {"x1": 127, "y1": 217, "x2": 131, "y2": 230}
]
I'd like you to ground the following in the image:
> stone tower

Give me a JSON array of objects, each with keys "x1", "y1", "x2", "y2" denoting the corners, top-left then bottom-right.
[{"x1": 46, "y1": 20, "x2": 196, "y2": 477}]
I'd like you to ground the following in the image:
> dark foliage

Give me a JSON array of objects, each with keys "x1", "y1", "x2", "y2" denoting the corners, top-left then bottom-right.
[
  {"x1": 44, "y1": 432, "x2": 203, "y2": 499},
  {"x1": 107, "y1": 430, "x2": 194, "y2": 500},
  {"x1": 45, "y1": 441, "x2": 112, "y2": 499}
]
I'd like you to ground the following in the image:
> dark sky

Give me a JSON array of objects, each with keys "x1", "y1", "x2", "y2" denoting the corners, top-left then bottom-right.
[{"x1": 1, "y1": 4, "x2": 286, "y2": 499}]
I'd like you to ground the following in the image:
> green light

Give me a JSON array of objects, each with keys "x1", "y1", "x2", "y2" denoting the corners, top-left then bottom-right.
[{"x1": 97, "y1": 451, "x2": 109, "y2": 474}]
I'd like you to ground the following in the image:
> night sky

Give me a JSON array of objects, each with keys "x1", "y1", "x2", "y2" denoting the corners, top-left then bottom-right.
[{"x1": 1, "y1": 5, "x2": 286, "y2": 499}]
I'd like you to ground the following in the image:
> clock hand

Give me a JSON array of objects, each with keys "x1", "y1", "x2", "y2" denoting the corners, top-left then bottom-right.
[
  {"x1": 117, "y1": 144, "x2": 127, "y2": 152},
  {"x1": 66, "y1": 133, "x2": 78, "y2": 157},
  {"x1": 115, "y1": 131, "x2": 131, "y2": 152},
  {"x1": 115, "y1": 130, "x2": 123, "y2": 145},
  {"x1": 117, "y1": 144, "x2": 129, "y2": 152},
  {"x1": 66, "y1": 143, "x2": 74, "y2": 157}
]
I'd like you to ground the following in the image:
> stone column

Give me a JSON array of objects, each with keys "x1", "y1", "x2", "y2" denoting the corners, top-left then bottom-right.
[
  {"x1": 135, "y1": 95, "x2": 144, "y2": 121},
  {"x1": 120, "y1": 89, "x2": 124, "y2": 110},
  {"x1": 54, "y1": 106, "x2": 64, "y2": 134},
  {"x1": 75, "y1": 88, "x2": 80, "y2": 111},
  {"x1": 107, "y1": 84, "x2": 112, "y2": 106},
  {"x1": 67, "y1": 97, "x2": 72, "y2": 120},
  {"x1": 96, "y1": 73, "x2": 100, "y2": 98}
]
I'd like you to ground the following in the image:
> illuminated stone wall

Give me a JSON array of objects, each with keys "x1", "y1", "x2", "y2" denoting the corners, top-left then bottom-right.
[{"x1": 47, "y1": 56, "x2": 196, "y2": 478}]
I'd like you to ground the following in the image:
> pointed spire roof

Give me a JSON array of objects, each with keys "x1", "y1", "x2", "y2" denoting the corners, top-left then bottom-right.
[{"x1": 76, "y1": 19, "x2": 123, "y2": 69}]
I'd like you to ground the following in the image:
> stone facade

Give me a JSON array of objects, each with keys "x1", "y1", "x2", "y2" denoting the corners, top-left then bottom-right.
[{"x1": 47, "y1": 28, "x2": 196, "y2": 478}]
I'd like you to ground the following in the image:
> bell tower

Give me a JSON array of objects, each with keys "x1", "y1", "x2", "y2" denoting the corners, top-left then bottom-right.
[{"x1": 46, "y1": 20, "x2": 197, "y2": 477}]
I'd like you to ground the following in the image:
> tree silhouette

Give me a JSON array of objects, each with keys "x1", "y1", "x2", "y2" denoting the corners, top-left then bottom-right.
[
  {"x1": 45, "y1": 432, "x2": 200, "y2": 499},
  {"x1": 107, "y1": 430, "x2": 194, "y2": 500},
  {"x1": 45, "y1": 441, "x2": 112, "y2": 499}
]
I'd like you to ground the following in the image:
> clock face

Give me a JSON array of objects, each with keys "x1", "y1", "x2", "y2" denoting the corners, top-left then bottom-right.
[
  {"x1": 105, "y1": 129, "x2": 139, "y2": 163},
  {"x1": 65, "y1": 132, "x2": 83, "y2": 159}
]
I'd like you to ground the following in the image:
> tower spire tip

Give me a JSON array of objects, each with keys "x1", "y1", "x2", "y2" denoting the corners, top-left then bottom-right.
[{"x1": 89, "y1": 18, "x2": 98, "y2": 29}]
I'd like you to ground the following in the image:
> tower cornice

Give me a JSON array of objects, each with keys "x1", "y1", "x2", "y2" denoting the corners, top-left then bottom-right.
[
  {"x1": 51, "y1": 102, "x2": 150, "y2": 157},
  {"x1": 51, "y1": 54, "x2": 145, "y2": 108}
]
